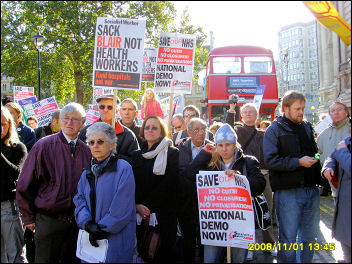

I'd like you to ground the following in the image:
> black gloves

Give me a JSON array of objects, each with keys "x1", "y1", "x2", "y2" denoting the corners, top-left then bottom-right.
[{"x1": 85, "y1": 221, "x2": 110, "y2": 247}]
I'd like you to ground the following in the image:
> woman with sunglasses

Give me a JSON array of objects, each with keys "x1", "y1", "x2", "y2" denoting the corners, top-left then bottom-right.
[
  {"x1": 141, "y1": 88, "x2": 164, "y2": 120},
  {"x1": 74, "y1": 122, "x2": 136, "y2": 262},
  {"x1": 1, "y1": 107, "x2": 27, "y2": 263},
  {"x1": 187, "y1": 124, "x2": 265, "y2": 263},
  {"x1": 127, "y1": 115, "x2": 179, "y2": 262}
]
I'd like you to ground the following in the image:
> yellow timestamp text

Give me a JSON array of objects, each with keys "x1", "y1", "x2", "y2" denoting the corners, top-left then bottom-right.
[{"x1": 248, "y1": 242, "x2": 335, "y2": 251}]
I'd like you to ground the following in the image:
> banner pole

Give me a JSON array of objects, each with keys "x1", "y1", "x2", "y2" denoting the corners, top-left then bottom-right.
[
  {"x1": 112, "y1": 90, "x2": 118, "y2": 127},
  {"x1": 227, "y1": 246, "x2": 231, "y2": 263},
  {"x1": 168, "y1": 93, "x2": 174, "y2": 138}
]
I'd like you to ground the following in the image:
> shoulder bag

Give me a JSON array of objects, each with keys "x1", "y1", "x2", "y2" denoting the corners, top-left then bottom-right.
[{"x1": 140, "y1": 218, "x2": 161, "y2": 261}]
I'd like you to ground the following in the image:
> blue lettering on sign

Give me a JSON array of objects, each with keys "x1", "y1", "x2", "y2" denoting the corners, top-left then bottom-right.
[{"x1": 227, "y1": 77, "x2": 259, "y2": 87}]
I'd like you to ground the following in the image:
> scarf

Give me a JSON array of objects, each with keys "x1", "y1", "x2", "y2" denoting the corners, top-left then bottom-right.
[
  {"x1": 142, "y1": 137, "x2": 172, "y2": 175},
  {"x1": 90, "y1": 152, "x2": 114, "y2": 178}
]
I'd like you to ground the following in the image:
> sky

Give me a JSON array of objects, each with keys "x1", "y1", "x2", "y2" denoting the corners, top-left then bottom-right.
[{"x1": 172, "y1": 1, "x2": 316, "y2": 60}]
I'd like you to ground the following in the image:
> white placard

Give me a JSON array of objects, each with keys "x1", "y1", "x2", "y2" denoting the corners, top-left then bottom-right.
[
  {"x1": 32, "y1": 96, "x2": 59, "y2": 127},
  {"x1": 197, "y1": 171, "x2": 255, "y2": 249},
  {"x1": 76, "y1": 229, "x2": 108, "y2": 263},
  {"x1": 154, "y1": 32, "x2": 196, "y2": 94},
  {"x1": 13, "y1": 86, "x2": 34, "y2": 103},
  {"x1": 92, "y1": 17, "x2": 146, "y2": 91}
]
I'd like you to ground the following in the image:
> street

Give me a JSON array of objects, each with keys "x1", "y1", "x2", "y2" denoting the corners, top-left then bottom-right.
[{"x1": 249, "y1": 195, "x2": 343, "y2": 263}]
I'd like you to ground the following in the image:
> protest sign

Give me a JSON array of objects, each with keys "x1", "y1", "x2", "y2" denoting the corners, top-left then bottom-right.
[
  {"x1": 32, "y1": 96, "x2": 59, "y2": 127},
  {"x1": 154, "y1": 32, "x2": 196, "y2": 94},
  {"x1": 253, "y1": 85, "x2": 266, "y2": 112},
  {"x1": 88, "y1": 104, "x2": 99, "y2": 111},
  {"x1": 197, "y1": 171, "x2": 255, "y2": 249},
  {"x1": 314, "y1": 114, "x2": 332, "y2": 134},
  {"x1": 92, "y1": 87, "x2": 115, "y2": 105},
  {"x1": 18, "y1": 96, "x2": 37, "y2": 122},
  {"x1": 13, "y1": 86, "x2": 34, "y2": 103},
  {"x1": 142, "y1": 47, "x2": 157, "y2": 82},
  {"x1": 92, "y1": 17, "x2": 146, "y2": 90},
  {"x1": 85, "y1": 109, "x2": 100, "y2": 125}
]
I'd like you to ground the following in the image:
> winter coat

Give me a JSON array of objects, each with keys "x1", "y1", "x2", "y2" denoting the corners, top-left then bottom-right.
[
  {"x1": 17, "y1": 121, "x2": 36, "y2": 152},
  {"x1": 263, "y1": 116, "x2": 323, "y2": 191},
  {"x1": 322, "y1": 136, "x2": 351, "y2": 248},
  {"x1": 74, "y1": 155, "x2": 136, "y2": 262},
  {"x1": 141, "y1": 101, "x2": 164, "y2": 120}
]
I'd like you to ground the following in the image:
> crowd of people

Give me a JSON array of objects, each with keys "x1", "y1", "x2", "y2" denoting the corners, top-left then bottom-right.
[{"x1": 1, "y1": 89, "x2": 350, "y2": 263}]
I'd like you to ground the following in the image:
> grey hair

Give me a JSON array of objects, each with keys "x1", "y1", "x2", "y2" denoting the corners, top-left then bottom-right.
[
  {"x1": 60, "y1": 102, "x2": 86, "y2": 123},
  {"x1": 187, "y1": 117, "x2": 207, "y2": 130},
  {"x1": 86, "y1": 122, "x2": 117, "y2": 144},
  {"x1": 240, "y1": 103, "x2": 258, "y2": 116}
]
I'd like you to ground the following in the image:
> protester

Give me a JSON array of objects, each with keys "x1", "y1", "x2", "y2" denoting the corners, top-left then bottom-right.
[
  {"x1": 317, "y1": 102, "x2": 350, "y2": 201},
  {"x1": 27, "y1": 116, "x2": 39, "y2": 130},
  {"x1": 187, "y1": 124, "x2": 265, "y2": 263},
  {"x1": 127, "y1": 115, "x2": 179, "y2": 262},
  {"x1": 263, "y1": 91, "x2": 323, "y2": 263},
  {"x1": 322, "y1": 137, "x2": 351, "y2": 263},
  {"x1": 16, "y1": 102, "x2": 92, "y2": 263},
  {"x1": 172, "y1": 113, "x2": 186, "y2": 133},
  {"x1": 1, "y1": 107, "x2": 27, "y2": 263},
  {"x1": 176, "y1": 118, "x2": 213, "y2": 262},
  {"x1": 141, "y1": 88, "x2": 164, "y2": 120},
  {"x1": 34, "y1": 109, "x2": 61, "y2": 140},
  {"x1": 226, "y1": 102, "x2": 277, "y2": 259},
  {"x1": 259, "y1": 120, "x2": 271, "y2": 131},
  {"x1": 209, "y1": 121, "x2": 223, "y2": 135},
  {"x1": 172, "y1": 105, "x2": 214, "y2": 146},
  {"x1": 119, "y1": 98, "x2": 144, "y2": 146},
  {"x1": 79, "y1": 95, "x2": 139, "y2": 157},
  {"x1": 74, "y1": 122, "x2": 136, "y2": 262},
  {"x1": 5, "y1": 102, "x2": 36, "y2": 152}
]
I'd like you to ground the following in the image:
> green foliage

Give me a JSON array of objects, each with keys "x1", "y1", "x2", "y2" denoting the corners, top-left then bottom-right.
[{"x1": 1, "y1": 1, "x2": 208, "y2": 107}]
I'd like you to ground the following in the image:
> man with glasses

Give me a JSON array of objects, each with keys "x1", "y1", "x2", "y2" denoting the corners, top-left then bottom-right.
[
  {"x1": 172, "y1": 105, "x2": 214, "y2": 145},
  {"x1": 79, "y1": 95, "x2": 139, "y2": 157},
  {"x1": 172, "y1": 113, "x2": 186, "y2": 133},
  {"x1": 317, "y1": 102, "x2": 350, "y2": 202},
  {"x1": 176, "y1": 118, "x2": 213, "y2": 262},
  {"x1": 16, "y1": 103, "x2": 92, "y2": 262}
]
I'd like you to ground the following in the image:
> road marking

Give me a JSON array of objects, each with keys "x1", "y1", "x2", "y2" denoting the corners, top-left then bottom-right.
[
  {"x1": 320, "y1": 206, "x2": 333, "y2": 217},
  {"x1": 320, "y1": 199, "x2": 335, "y2": 211}
]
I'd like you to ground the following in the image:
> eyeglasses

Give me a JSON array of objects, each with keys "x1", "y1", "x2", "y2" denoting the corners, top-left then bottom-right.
[
  {"x1": 192, "y1": 128, "x2": 206, "y2": 134},
  {"x1": 174, "y1": 125, "x2": 182, "y2": 130},
  {"x1": 99, "y1": 104, "x2": 113, "y2": 110},
  {"x1": 62, "y1": 117, "x2": 81, "y2": 124},
  {"x1": 144, "y1": 126, "x2": 159, "y2": 131},
  {"x1": 330, "y1": 107, "x2": 345, "y2": 113},
  {"x1": 87, "y1": 139, "x2": 105, "y2": 146},
  {"x1": 184, "y1": 113, "x2": 196, "y2": 118}
]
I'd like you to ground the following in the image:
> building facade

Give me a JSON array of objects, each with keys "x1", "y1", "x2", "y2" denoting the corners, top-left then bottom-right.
[
  {"x1": 277, "y1": 20, "x2": 320, "y2": 123},
  {"x1": 316, "y1": 1, "x2": 351, "y2": 115},
  {"x1": 1, "y1": 73, "x2": 14, "y2": 100}
]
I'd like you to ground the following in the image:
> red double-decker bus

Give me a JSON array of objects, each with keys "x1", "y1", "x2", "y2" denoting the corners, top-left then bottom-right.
[{"x1": 204, "y1": 45, "x2": 279, "y2": 123}]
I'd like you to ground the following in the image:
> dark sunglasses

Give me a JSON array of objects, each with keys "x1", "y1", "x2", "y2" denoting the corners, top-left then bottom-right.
[
  {"x1": 144, "y1": 126, "x2": 159, "y2": 131},
  {"x1": 184, "y1": 113, "x2": 196, "y2": 118},
  {"x1": 174, "y1": 125, "x2": 182, "y2": 129},
  {"x1": 88, "y1": 139, "x2": 105, "y2": 146},
  {"x1": 99, "y1": 104, "x2": 113, "y2": 110}
]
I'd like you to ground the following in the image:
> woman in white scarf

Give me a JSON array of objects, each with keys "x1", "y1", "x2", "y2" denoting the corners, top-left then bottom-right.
[{"x1": 131, "y1": 115, "x2": 179, "y2": 262}]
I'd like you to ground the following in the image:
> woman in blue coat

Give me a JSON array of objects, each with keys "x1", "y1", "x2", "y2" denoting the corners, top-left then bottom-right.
[{"x1": 74, "y1": 122, "x2": 136, "y2": 262}]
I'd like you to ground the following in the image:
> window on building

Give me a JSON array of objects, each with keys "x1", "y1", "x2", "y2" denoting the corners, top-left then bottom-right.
[{"x1": 2, "y1": 84, "x2": 6, "y2": 92}]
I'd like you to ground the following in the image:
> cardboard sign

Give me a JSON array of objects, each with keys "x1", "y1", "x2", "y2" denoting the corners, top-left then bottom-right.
[
  {"x1": 92, "y1": 87, "x2": 115, "y2": 105},
  {"x1": 253, "y1": 85, "x2": 266, "y2": 112},
  {"x1": 197, "y1": 171, "x2": 255, "y2": 249},
  {"x1": 32, "y1": 96, "x2": 59, "y2": 127},
  {"x1": 154, "y1": 32, "x2": 196, "y2": 94},
  {"x1": 18, "y1": 96, "x2": 37, "y2": 121},
  {"x1": 85, "y1": 109, "x2": 100, "y2": 125},
  {"x1": 142, "y1": 47, "x2": 157, "y2": 82},
  {"x1": 13, "y1": 86, "x2": 34, "y2": 103},
  {"x1": 92, "y1": 17, "x2": 146, "y2": 90}
]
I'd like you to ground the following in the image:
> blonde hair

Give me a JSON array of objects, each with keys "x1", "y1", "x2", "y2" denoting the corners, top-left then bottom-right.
[
  {"x1": 5, "y1": 102, "x2": 23, "y2": 122},
  {"x1": 141, "y1": 88, "x2": 159, "y2": 114},
  {"x1": 1, "y1": 107, "x2": 20, "y2": 146}
]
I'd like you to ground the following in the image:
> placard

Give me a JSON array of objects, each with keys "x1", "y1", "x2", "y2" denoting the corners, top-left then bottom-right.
[
  {"x1": 13, "y1": 86, "x2": 34, "y2": 103},
  {"x1": 197, "y1": 171, "x2": 255, "y2": 249},
  {"x1": 154, "y1": 32, "x2": 196, "y2": 94},
  {"x1": 32, "y1": 96, "x2": 59, "y2": 127},
  {"x1": 142, "y1": 47, "x2": 157, "y2": 82},
  {"x1": 18, "y1": 96, "x2": 37, "y2": 121},
  {"x1": 92, "y1": 17, "x2": 146, "y2": 90},
  {"x1": 85, "y1": 109, "x2": 100, "y2": 125}
]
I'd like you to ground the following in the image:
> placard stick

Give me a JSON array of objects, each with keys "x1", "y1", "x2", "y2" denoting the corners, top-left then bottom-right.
[
  {"x1": 112, "y1": 90, "x2": 118, "y2": 127},
  {"x1": 168, "y1": 93, "x2": 174, "y2": 138},
  {"x1": 227, "y1": 246, "x2": 231, "y2": 263}
]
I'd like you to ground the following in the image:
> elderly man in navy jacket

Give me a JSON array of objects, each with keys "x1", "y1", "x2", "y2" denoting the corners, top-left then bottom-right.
[{"x1": 16, "y1": 102, "x2": 92, "y2": 263}]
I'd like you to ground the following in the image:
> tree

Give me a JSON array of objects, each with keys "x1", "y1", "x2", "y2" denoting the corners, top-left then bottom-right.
[{"x1": 1, "y1": 1, "x2": 176, "y2": 105}]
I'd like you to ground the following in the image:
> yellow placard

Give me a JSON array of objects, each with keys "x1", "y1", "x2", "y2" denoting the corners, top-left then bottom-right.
[{"x1": 303, "y1": 1, "x2": 351, "y2": 46}]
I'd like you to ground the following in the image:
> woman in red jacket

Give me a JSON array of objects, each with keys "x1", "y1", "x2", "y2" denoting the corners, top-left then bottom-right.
[{"x1": 141, "y1": 88, "x2": 164, "y2": 120}]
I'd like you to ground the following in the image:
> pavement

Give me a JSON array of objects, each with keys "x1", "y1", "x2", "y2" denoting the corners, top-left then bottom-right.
[{"x1": 248, "y1": 195, "x2": 344, "y2": 263}]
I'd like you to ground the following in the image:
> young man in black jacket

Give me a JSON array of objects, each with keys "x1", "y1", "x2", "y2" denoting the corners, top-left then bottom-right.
[{"x1": 263, "y1": 91, "x2": 322, "y2": 263}]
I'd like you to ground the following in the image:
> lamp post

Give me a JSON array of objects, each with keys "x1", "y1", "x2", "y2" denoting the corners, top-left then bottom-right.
[
  {"x1": 311, "y1": 106, "x2": 316, "y2": 124},
  {"x1": 281, "y1": 48, "x2": 289, "y2": 92},
  {"x1": 31, "y1": 32, "x2": 46, "y2": 100}
]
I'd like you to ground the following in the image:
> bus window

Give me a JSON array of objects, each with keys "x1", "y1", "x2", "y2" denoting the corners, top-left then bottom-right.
[
  {"x1": 244, "y1": 56, "x2": 272, "y2": 73},
  {"x1": 213, "y1": 57, "x2": 241, "y2": 74}
]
